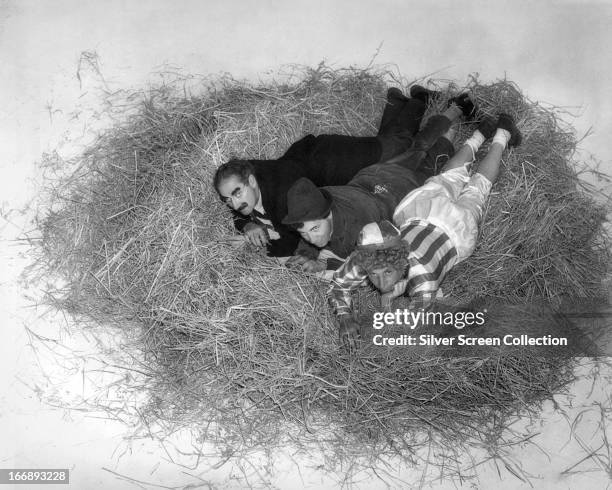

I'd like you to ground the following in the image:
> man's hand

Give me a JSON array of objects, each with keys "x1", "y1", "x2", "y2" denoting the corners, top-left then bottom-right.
[
  {"x1": 301, "y1": 259, "x2": 327, "y2": 273},
  {"x1": 285, "y1": 256, "x2": 327, "y2": 273},
  {"x1": 243, "y1": 222, "x2": 269, "y2": 247},
  {"x1": 285, "y1": 254, "x2": 309, "y2": 268},
  {"x1": 380, "y1": 279, "x2": 408, "y2": 311},
  {"x1": 338, "y1": 315, "x2": 361, "y2": 350}
]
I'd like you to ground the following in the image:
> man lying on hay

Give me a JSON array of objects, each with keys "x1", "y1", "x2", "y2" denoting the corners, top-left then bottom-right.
[
  {"x1": 213, "y1": 85, "x2": 473, "y2": 266},
  {"x1": 329, "y1": 114, "x2": 522, "y2": 348},
  {"x1": 281, "y1": 93, "x2": 477, "y2": 272}
]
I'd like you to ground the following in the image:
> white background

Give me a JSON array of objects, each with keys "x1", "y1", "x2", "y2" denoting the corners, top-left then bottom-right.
[{"x1": 1, "y1": 1, "x2": 611, "y2": 488}]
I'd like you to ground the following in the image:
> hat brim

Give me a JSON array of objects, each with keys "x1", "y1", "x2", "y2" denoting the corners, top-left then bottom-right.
[{"x1": 357, "y1": 236, "x2": 403, "y2": 251}]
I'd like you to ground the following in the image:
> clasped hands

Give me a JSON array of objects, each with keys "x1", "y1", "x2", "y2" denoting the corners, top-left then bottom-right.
[
  {"x1": 242, "y1": 222, "x2": 269, "y2": 247},
  {"x1": 225, "y1": 223, "x2": 269, "y2": 248}
]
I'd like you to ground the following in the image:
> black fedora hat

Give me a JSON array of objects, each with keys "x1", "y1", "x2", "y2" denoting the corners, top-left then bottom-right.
[{"x1": 282, "y1": 178, "x2": 332, "y2": 225}]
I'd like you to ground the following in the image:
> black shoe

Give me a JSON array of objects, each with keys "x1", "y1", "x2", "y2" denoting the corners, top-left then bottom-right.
[
  {"x1": 448, "y1": 93, "x2": 477, "y2": 119},
  {"x1": 497, "y1": 113, "x2": 522, "y2": 147},
  {"x1": 386, "y1": 87, "x2": 409, "y2": 102},
  {"x1": 476, "y1": 116, "x2": 497, "y2": 139},
  {"x1": 409, "y1": 84, "x2": 441, "y2": 105}
]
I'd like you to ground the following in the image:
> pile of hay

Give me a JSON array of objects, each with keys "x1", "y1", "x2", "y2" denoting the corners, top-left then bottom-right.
[{"x1": 34, "y1": 65, "x2": 610, "y2": 472}]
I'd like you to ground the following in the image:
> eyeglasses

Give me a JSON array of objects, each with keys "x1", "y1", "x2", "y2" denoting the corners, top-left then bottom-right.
[{"x1": 221, "y1": 183, "x2": 247, "y2": 204}]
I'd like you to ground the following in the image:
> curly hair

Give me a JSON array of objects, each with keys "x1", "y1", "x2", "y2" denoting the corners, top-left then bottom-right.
[{"x1": 355, "y1": 242, "x2": 410, "y2": 275}]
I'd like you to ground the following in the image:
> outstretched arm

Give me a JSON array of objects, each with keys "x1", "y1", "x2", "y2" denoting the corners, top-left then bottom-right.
[
  {"x1": 328, "y1": 254, "x2": 367, "y2": 315},
  {"x1": 328, "y1": 253, "x2": 368, "y2": 348}
]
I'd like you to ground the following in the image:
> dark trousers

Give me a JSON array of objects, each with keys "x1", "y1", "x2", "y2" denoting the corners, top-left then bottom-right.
[
  {"x1": 347, "y1": 163, "x2": 423, "y2": 218},
  {"x1": 377, "y1": 93, "x2": 427, "y2": 161},
  {"x1": 382, "y1": 114, "x2": 455, "y2": 180},
  {"x1": 347, "y1": 114, "x2": 457, "y2": 217},
  {"x1": 280, "y1": 91, "x2": 429, "y2": 187}
]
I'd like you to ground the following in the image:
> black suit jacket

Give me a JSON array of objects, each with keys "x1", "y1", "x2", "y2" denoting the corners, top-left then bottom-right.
[{"x1": 231, "y1": 133, "x2": 383, "y2": 257}]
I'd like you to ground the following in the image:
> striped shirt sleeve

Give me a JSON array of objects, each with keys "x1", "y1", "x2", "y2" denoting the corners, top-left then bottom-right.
[
  {"x1": 328, "y1": 252, "x2": 368, "y2": 316},
  {"x1": 402, "y1": 220, "x2": 458, "y2": 307}
]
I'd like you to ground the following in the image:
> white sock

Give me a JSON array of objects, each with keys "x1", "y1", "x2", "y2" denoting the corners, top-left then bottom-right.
[
  {"x1": 463, "y1": 130, "x2": 485, "y2": 161},
  {"x1": 492, "y1": 128, "x2": 511, "y2": 148}
]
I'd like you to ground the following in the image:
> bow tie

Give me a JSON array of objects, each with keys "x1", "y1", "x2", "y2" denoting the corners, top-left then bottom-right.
[{"x1": 252, "y1": 209, "x2": 269, "y2": 220}]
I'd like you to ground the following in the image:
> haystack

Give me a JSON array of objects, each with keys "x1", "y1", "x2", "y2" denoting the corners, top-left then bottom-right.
[{"x1": 34, "y1": 65, "x2": 610, "y2": 473}]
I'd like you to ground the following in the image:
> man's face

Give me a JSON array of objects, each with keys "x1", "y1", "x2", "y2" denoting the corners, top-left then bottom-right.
[
  {"x1": 297, "y1": 218, "x2": 332, "y2": 248},
  {"x1": 367, "y1": 265, "x2": 403, "y2": 293},
  {"x1": 217, "y1": 174, "x2": 260, "y2": 216}
]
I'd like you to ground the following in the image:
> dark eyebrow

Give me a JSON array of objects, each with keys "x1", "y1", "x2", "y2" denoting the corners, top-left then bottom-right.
[{"x1": 230, "y1": 186, "x2": 241, "y2": 197}]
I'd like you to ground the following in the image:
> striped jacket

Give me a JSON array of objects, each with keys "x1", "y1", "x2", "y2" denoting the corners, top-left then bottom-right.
[{"x1": 329, "y1": 219, "x2": 458, "y2": 315}]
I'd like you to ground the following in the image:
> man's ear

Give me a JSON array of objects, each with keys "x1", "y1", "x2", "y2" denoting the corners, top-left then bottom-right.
[{"x1": 248, "y1": 174, "x2": 257, "y2": 188}]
